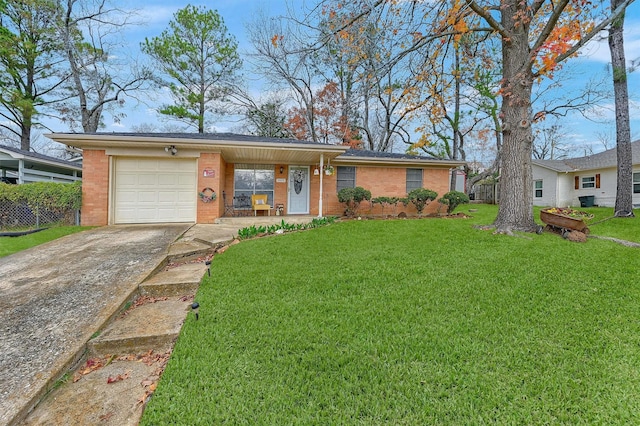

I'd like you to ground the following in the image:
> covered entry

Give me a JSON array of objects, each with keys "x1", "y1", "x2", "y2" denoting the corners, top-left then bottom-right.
[{"x1": 113, "y1": 157, "x2": 197, "y2": 224}]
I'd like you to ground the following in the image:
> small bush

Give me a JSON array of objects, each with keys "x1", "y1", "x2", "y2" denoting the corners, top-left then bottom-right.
[
  {"x1": 439, "y1": 191, "x2": 470, "y2": 214},
  {"x1": 337, "y1": 187, "x2": 371, "y2": 217},
  {"x1": 407, "y1": 188, "x2": 437, "y2": 216}
]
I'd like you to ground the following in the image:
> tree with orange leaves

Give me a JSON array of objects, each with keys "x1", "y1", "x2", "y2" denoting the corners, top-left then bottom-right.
[
  {"x1": 328, "y1": 0, "x2": 633, "y2": 232},
  {"x1": 285, "y1": 82, "x2": 361, "y2": 146},
  {"x1": 460, "y1": 0, "x2": 634, "y2": 232}
]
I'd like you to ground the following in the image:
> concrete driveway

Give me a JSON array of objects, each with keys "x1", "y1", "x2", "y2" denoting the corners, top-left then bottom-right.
[{"x1": 0, "y1": 225, "x2": 190, "y2": 426}]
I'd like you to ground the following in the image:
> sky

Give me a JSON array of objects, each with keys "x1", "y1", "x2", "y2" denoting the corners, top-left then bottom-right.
[{"x1": 40, "y1": 0, "x2": 640, "y2": 157}]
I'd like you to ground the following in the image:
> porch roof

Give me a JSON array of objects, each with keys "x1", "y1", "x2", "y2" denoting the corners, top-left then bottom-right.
[
  {"x1": 0, "y1": 145, "x2": 82, "y2": 183},
  {"x1": 45, "y1": 132, "x2": 350, "y2": 164}
]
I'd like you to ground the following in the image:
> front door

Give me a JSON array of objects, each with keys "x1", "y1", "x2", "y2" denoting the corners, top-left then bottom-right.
[{"x1": 288, "y1": 166, "x2": 309, "y2": 214}]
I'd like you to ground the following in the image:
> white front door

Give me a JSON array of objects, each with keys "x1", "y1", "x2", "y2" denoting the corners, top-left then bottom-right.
[{"x1": 288, "y1": 166, "x2": 309, "y2": 214}]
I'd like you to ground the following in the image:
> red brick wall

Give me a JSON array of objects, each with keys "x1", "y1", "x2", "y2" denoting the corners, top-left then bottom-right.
[
  {"x1": 81, "y1": 150, "x2": 109, "y2": 226},
  {"x1": 197, "y1": 153, "x2": 222, "y2": 223},
  {"x1": 322, "y1": 166, "x2": 451, "y2": 216},
  {"x1": 212, "y1": 162, "x2": 451, "y2": 219}
]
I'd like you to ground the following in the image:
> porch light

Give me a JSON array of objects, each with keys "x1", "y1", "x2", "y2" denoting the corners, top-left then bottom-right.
[
  {"x1": 279, "y1": 166, "x2": 284, "y2": 174},
  {"x1": 191, "y1": 302, "x2": 200, "y2": 320},
  {"x1": 165, "y1": 145, "x2": 178, "y2": 155},
  {"x1": 313, "y1": 167, "x2": 320, "y2": 176}
]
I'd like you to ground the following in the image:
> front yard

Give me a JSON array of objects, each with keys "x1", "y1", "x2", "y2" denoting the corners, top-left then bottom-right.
[
  {"x1": 0, "y1": 226, "x2": 87, "y2": 258},
  {"x1": 141, "y1": 205, "x2": 640, "y2": 424}
]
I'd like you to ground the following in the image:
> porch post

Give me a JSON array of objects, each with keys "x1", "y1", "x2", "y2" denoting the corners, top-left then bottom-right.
[
  {"x1": 18, "y1": 159, "x2": 24, "y2": 184},
  {"x1": 318, "y1": 154, "x2": 324, "y2": 217}
]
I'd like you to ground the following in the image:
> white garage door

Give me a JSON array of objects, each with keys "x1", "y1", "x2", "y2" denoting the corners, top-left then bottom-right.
[{"x1": 114, "y1": 157, "x2": 197, "y2": 224}]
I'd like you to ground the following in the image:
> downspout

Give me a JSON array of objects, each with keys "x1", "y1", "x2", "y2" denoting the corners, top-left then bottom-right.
[{"x1": 318, "y1": 154, "x2": 324, "y2": 217}]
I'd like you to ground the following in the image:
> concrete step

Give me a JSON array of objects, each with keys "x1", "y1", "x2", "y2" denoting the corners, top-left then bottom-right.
[
  {"x1": 22, "y1": 356, "x2": 162, "y2": 426},
  {"x1": 88, "y1": 299, "x2": 192, "y2": 357},
  {"x1": 166, "y1": 239, "x2": 215, "y2": 263},
  {"x1": 139, "y1": 262, "x2": 207, "y2": 298}
]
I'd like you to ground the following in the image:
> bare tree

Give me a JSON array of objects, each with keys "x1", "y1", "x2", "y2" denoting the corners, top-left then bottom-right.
[
  {"x1": 532, "y1": 122, "x2": 569, "y2": 160},
  {"x1": 57, "y1": 0, "x2": 152, "y2": 133}
]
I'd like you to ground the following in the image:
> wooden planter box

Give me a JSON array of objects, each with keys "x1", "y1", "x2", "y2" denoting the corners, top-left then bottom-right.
[{"x1": 540, "y1": 208, "x2": 590, "y2": 233}]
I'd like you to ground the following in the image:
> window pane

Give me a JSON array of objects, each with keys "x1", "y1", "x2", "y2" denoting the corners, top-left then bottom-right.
[
  {"x1": 235, "y1": 170, "x2": 253, "y2": 190},
  {"x1": 582, "y1": 176, "x2": 595, "y2": 189},
  {"x1": 233, "y1": 165, "x2": 275, "y2": 206},
  {"x1": 535, "y1": 180, "x2": 543, "y2": 189},
  {"x1": 406, "y1": 168, "x2": 423, "y2": 193},
  {"x1": 254, "y1": 170, "x2": 274, "y2": 190},
  {"x1": 337, "y1": 166, "x2": 356, "y2": 192}
]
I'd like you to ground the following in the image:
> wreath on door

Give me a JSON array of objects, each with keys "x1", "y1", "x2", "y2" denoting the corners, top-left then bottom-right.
[
  {"x1": 198, "y1": 187, "x2": 217, "y2": 203},
  {"x1": 293, "y1": 170, "x2": 305, "y2": 194}
]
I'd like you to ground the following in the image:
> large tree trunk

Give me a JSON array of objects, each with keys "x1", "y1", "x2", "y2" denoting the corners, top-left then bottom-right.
[
  {"x1": 492, "y1": 1, "x2": 537, "y2": 232},
  {"x1": 20, "y1": 121, "x2": 32, "y2": 151},
  {"x1": 609, "y1": 0, "x2": 634, "y2": 217}
]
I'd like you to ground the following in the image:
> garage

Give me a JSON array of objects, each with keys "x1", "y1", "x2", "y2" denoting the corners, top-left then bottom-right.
[{"x1": 113, "y1": 157, "x2": 197, "y2": 224}]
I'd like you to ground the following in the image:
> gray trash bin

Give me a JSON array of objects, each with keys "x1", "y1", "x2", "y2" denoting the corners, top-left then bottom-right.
[{"x1": 578, "y1": 195, "x2": 595, "y2": 207}]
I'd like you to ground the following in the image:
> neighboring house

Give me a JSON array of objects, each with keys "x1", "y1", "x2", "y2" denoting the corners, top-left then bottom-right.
[
  {"x1": 0, "y1": 145, "x2": 82, "y2": 184},
  {"x1": 45, "y1": 133, "x2": 465, "y2": 226},
  {"x1": 532, "y1": 140, "x2": 640, "y2": 208}
]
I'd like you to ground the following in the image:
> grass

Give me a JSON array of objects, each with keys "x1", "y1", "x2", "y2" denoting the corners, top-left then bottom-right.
[
  {"x1": 141, "y1": 205, "x2": 640, "y2": 424},
  {"x1": 0, "y1": 226, "x2": 88, "y2": 257}
]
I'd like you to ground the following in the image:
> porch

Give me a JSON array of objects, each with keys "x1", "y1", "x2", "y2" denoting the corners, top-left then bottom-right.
[{"x1": 214, "y1": 215, "x2": 319, "y2": 226}]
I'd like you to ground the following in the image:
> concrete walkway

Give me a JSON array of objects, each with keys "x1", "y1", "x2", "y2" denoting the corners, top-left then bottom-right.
[{"x1": 0, "y1": 224, "x2": 222, "y2": 426}]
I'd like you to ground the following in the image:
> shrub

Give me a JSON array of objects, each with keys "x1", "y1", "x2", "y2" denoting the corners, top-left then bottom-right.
[
  {"x1": 0, "y1": 181, "x2": 82, "y2": 210},
  {"x1": 438, "y1": 191, "x2": 470, "y2": 214},
  {"x1": 337, "y1": 187, "x2": 371, "y2": 217},
  {"x1": 407, "y1": 188, "x2": 437, "y2": 216}
]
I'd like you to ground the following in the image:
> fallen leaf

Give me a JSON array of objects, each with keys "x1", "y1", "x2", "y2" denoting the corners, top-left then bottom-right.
[
  {"x1": 106, "y1": 370, "x2": 131, "y2": 384},
  {"x1": 99, "y1": 412, "x2": 114, "y2": 421}
]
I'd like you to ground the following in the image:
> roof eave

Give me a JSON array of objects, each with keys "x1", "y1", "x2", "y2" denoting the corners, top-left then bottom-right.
[
  {"x1": 335, "y1": 155, "x2": 465, "y2": 168},
  {"x1": 45, "y1": 133, "x2": 349, "y2": 154}
]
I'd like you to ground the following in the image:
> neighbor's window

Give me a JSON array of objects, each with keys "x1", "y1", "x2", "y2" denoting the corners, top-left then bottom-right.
[
  {"x1": 234, "y1": 164, "x2": 274, "y2": 207},
  {"x1": 337, "y1": 166, "x2": 356, "y2": 192},
  {"x1": 634, "y1": 172, "x2": 640, "y2": 194},
  {"x1": 582, "y1": 176, "x2": 595, "y2": 189},
  {"x1": 406, "y1": 168, "x2": 423, "y2": 193},
  {"x1": 534, "y1": 180, "x2": 543, "y2": 198}
]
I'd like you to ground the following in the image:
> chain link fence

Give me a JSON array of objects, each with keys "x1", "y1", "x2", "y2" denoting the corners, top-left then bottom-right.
[{"x1": 0, "y1": 199, "x2": 80, "y2": 232}]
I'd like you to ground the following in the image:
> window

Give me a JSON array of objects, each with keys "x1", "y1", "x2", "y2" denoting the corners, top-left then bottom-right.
[
  {"x1": 337, "y1": 166, "x2": 356, "y2": 192},
  {"x1": 234, "y1": 164, "x2": 274, "y2": 207},
  {"x1": 582, "y1": 176, "x2": 595, "y2": 189},
  {"x1": 406, "y1": 168, "x2": 423, "y2": 193},
  {"x1": 634, "y1": 172, "x2": 640, "y2": 194},
  {"x1": 534, "y1": 180, "x2": 543, "y2": 198}
]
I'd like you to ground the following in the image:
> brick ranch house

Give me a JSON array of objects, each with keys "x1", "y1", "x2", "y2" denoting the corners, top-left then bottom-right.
[{"x1": 45, "y1": 133, "x2": 465, "y2": 226}]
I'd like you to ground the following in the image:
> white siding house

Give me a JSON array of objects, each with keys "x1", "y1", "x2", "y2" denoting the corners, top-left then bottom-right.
[
  {"x1": 0, "y1": 145, "x2": 82, "y2": 184},
  {"x1": 532, "y1": 140, "x2": 640, "y2": 208}
]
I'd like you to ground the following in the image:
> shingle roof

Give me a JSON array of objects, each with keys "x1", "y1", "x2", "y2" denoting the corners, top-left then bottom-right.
[
  {"x1": 75, "y1": 132, "x2": 456, "y2": 162},
  {"x1": 341, "y1": 148, "x2": 443, "y2": 161},
  {"x1": 532, "y1": 140, "x2": 640, "y2": 172},
  {"x1": 81, "y1": 132, "x2": 327, "y2": 147},
  {"x1": 0, "y1": 144, "x2": 81, "y2": 169}
]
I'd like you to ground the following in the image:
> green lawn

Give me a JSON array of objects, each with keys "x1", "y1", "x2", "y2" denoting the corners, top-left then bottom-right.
[
  {"x1": 142, "y1": 205, "x2": 640, "y2": 424},
  {"x1": 0, "y1": 226, "x2": 88, "y2": 257}
]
